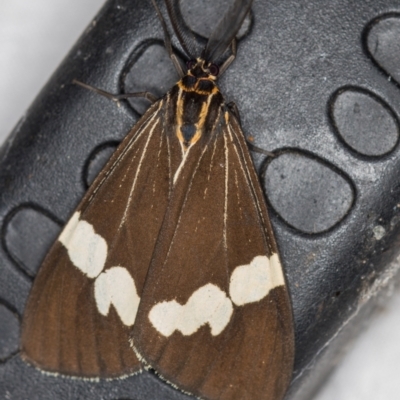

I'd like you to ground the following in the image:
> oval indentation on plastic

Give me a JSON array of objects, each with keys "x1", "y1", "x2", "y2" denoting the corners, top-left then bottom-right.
[
  {"x1": 0, "y1": 302, "x2": 20, "y2": 362},
  {"x1": 3, "y1": 206, "x2": 61, "y2": 277},
  {"x1": 180, "y1": 0, "x2": 252, "y2": 40},
  {"x1": 84, "y1": 142, "x2": 119, "y2": 188},
  {"x1": 365, "y1": 14, "x2": 400, "y2": 84},
  {"x1": 330, "y1": 87, "x2": 399, "y2": 157},
  {"x1": 263, "y1": 151, "x2": 355, "y2": 234},
  {"x1": 123, "y1": 42, "x2": 180, "y2": 115}
]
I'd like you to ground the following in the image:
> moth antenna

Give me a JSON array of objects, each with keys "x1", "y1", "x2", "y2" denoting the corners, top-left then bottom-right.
[
  {"x1": 150, "y1": 0, "x2": 185, "y2": 77},
  {"x1": 204, "y1": 0, "x2": 253, "y2": 62},
  {"x1": 164, "y1": 0, "x2": 202, "y2": 59}
]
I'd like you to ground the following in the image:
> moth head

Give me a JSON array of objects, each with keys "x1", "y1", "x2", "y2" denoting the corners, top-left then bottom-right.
[
  {"x1": 159, "y1": 0, "x2": 253, "y2": 79},
  {"x1": 186, "y1": 58, "x2": 219, "y2": 80}
]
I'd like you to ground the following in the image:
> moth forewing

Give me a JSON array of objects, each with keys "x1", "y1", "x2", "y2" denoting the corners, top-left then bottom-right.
[
  {"x1": 21, "y1": 101, "x2": 169, "y2": 377},
  {"x1": 21, "y1": 0, "x2": 294, "y2": 398},
  {"x1": 132, "y1": 101, "x2": 294, "y2": 400}
]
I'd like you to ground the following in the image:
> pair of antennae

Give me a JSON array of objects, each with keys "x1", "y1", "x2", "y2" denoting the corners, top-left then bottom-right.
[
  {"x1": 73, "y1": 0, "x2": 253, "y2": 103},
  {"x1": 151, "y1": 0, "x2": 253, "y2": 76}
]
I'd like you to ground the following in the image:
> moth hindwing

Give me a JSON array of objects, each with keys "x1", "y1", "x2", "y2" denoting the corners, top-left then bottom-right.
[{"x1": 21, "y1": 0, "x2": 294, "y2": 399}]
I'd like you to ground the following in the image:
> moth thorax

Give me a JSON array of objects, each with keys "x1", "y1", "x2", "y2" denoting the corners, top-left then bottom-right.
[{"x1": 181, "y1": 75, "x2": 216, "y2": 95}]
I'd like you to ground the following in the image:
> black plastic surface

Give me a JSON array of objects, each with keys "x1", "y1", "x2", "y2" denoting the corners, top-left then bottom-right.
[{"x1": 1, "y1": 0, "x2": 400, "y2": 399}]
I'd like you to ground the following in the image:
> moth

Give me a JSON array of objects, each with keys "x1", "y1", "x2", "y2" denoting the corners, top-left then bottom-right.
[{"x1": 20, "y1": 0, "x2": 294, "y2": 399}]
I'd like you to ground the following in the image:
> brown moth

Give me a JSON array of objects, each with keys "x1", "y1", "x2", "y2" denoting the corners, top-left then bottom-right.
[{"x1": 20, "y1": 0, "x2": 294, "y2": 399}]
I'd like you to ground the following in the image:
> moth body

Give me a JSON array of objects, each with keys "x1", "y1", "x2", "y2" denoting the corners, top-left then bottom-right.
[{"x1": 20, "y1": 1, "x2": 295, "y2": 399}]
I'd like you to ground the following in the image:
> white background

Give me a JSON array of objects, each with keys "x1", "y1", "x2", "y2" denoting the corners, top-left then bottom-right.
[
  {"x1": 0, "y1": 0, "x2": 104, "y2": 141},
  {"x1": 1, "y1": 1, "x2": 400, "y2": 399}
]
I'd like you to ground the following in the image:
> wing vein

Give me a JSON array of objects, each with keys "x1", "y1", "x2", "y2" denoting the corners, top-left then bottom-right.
[
  {"x1": 87, "y1": 101, "x2": 163, "y2": 205},
  {"x1": 119, "y1": 116, "x2": 161, "y2": 229}
]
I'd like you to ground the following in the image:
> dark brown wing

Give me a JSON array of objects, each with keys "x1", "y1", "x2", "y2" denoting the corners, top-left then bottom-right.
[
  {"x1": 21, "y1": 99, "x2": 178, "y2": 378},
  {"x1": 132, "y1": 110, "x2": 294, "y2": 400}
]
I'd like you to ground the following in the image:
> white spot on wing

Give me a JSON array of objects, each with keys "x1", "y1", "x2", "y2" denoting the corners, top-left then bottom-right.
[
  {"x1": 149, "y1": 283, "x2": 233, "y2": 337},
  {"x1": 58, "y1": 211, "x2": 81, "y2": 245},
  {"x1": 59, "y1": 212, "x2": 107, "y2": 278},
  {"x1": 94, "y1": 266, "x2": 140, "y2": 326},
  {"x1": 229, "y1": 254, "x2": 284, "y2": 306}
]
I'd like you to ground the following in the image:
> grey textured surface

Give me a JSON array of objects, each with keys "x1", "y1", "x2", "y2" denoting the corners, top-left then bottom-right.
[{"x1": 2, "y1": 0, "x2": 400, "y2": 399}]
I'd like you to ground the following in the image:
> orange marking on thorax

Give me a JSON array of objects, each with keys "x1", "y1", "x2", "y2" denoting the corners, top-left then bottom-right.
[
  {"x1": 175, "y1": 80, "x2": 220, "y2": 150},
  {"x1": 175, "y1": 88, "x2": 185, "y2": 148}
]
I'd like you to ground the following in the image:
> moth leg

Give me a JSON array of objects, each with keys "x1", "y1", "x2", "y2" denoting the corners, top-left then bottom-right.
[
  {"x1": 219, "y1": 38, "x2": 237, "y2": 77},
  {"x1": 73, "y1": 79, "x2": 158, "y2": 103},
  {"x1": 247, "y1": 141, "x2": 275, "y2": 158},
  {"x1": 227, "y1": 101, "x2": 241, "y2": 124},
  {"x1": 227, "y1": 101, "x2": 275, "y2": 158}
]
